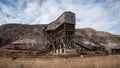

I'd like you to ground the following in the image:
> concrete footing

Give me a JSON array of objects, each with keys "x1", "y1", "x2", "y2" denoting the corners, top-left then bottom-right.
[{"x1": 53, "y1": 48, "x2": 76, "y2": 54}]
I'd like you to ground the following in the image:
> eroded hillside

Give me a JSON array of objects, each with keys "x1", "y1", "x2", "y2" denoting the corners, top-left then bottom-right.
[{"x1": 0, "y1": 24, "x2": 120, "y2": 50}]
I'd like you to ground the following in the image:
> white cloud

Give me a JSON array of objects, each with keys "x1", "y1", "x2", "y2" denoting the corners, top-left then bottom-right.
[
  {"x1": 24, "y1": 2, "x2": 40, "y2": 16},
  {"x1": 0, "y1": 0, "x2": 120, "y2": 35}
]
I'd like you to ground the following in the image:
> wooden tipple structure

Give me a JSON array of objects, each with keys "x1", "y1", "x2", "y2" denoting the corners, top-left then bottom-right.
[
  {"x1": 43, "y1": 11, "x2": 106, "y2": 54},
  {"x1": 44, "y1": 11, "x2": 76, "y2": 54},
  {"x1": 3, "y1": 11, "x2": 107, "y2": 56}
]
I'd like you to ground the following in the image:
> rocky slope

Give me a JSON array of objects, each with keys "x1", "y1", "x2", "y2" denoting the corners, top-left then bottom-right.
[
  {"x1": 76, "y1": 28, "x2": 120, "y2": 50},
  {"x1": 0, "y1": 24, "x2": 120, "y2": 51},
  {"x1": 0, "y1": 24, "x2": 46, "y2": 47}
]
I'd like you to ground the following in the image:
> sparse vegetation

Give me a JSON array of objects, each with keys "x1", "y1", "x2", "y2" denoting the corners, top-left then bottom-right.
[
  {"x1": 0, "y1": 24, "x2": 120, "y2": 50},
  {"x1": 0, "y1": 55, "x2": 119, "y2": 68}
]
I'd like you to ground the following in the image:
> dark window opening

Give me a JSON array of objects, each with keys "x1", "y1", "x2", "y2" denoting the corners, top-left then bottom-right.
[
  {"x1": 71, "y1": 15, "x2": 73, "y2": 18},
  {"x1": 65, "y1": 31, "x2": 73, "y2": 35},
  {"x1": 46, "y1": 30, "x2": 51, "y2": 34},
  {"x1": 62, "y1": 49, "x2": 64, "y2": 53},
  {"x1": 67, "y1": 15, "x2": 69, "y2": 17}
]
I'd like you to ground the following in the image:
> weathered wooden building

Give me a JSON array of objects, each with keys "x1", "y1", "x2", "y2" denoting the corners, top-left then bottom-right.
[
  {"x1": 7, "y1": 43, "x2": 29, "y2": 50},
  {"x1": 43, "y1": 11, "x2": 106, "y2": 54},
  {"x1": 4, "y1": 11, "x2": 106, "y2": 55},
  {"x1": 111, "y1": 48, "x2": 120, "y2": 54},
  {"x1": 44, "y1": 11, "x2": 76, "y2": 54},
  {"x1": 6, "y1": 39, "x2": 36, "y2": 50}
]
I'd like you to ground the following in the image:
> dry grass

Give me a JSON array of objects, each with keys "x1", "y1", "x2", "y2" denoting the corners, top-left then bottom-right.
[{"x1": 0, "y1": 55, "x2": 120, "y2": 68}]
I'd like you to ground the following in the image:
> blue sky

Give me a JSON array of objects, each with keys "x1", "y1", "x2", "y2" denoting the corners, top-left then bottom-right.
[{"x1": 0, "y1": 0, "x2": 120, "y2": 35}]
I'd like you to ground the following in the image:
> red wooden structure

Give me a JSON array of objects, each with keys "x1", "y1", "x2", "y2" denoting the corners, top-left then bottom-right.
[{"x1": 7, "y1": 43, "x2": 28, "y2": 50}]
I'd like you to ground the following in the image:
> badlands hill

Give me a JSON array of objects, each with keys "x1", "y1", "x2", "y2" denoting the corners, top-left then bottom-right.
[{"x1": 0, "y1": 24, "x2": 120, "y2": 50}]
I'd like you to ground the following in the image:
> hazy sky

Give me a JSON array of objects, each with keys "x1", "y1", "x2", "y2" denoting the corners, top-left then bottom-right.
[{"x1": 0, "y1": 0, "x2": 120, "y2": 34}]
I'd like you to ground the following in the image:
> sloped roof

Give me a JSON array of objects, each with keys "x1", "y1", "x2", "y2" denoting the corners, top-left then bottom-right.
[
  {"x1": 46, "y1": 20, "x2": 62, "y2": 30},
  {"x1": 12, "y1": 39, "x2": 37, "y2": 44},
  {"x1": 46, "y1": 11, "x2": 75, "y2": 30}
]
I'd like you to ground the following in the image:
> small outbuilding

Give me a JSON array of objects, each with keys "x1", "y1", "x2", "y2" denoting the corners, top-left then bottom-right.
[
  {"x1": 111, "y1": 48, "x2": 120, "y2": 54},
  {"x1": 6, "y1": 39, "x2": 37, "y2": 50}
]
